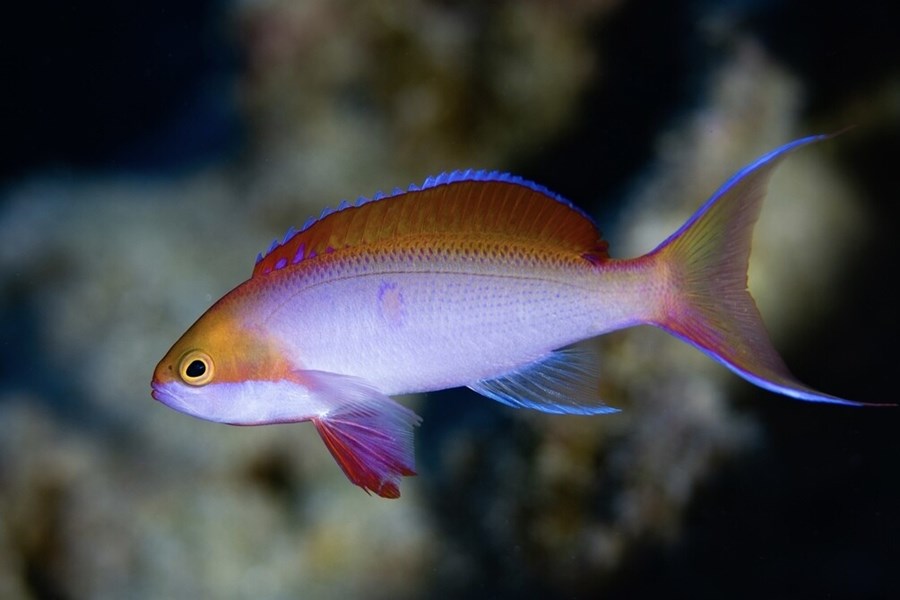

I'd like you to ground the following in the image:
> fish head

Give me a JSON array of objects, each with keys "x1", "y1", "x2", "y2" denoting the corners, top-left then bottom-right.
[{"x1": 151, "y1": 300, "x2": 310, "y2": 425}]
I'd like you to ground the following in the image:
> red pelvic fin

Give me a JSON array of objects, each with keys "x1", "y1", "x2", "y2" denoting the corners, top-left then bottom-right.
[{"x1": 307, "y1": 372, "x2": 421, "y2": 498}]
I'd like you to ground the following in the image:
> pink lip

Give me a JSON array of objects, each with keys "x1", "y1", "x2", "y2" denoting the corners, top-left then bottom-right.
[{"x1": 150, "y1": 380, "x2": 165, "y2": 403}]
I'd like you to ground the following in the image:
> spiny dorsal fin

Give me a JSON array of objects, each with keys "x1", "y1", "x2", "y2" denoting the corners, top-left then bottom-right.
[{"x1": 253, "y1": 170, "x2": 608, "y2": 277}]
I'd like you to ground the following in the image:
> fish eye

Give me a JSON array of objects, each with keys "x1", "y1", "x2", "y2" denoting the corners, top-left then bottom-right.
[{"x1": 178, "y1": 350, "x2": 214, "y2": 386}]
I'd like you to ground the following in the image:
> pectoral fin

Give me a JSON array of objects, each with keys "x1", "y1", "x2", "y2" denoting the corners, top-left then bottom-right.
[{"x1": 306, "y1": 371, "x2": 421, "y2": 498}]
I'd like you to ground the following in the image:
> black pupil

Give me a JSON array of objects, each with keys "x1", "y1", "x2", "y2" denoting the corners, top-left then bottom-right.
[{"x1": 186, "y1": 359, "x2": 206, "y2": 378}]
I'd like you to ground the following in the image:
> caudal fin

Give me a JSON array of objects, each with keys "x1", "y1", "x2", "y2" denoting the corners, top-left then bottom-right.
[{"x1": 650, "y1": 134, "x2": 877, "y2": 406}]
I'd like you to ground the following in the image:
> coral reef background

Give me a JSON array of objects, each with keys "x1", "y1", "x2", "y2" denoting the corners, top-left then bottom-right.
[{"x1": 2, "y1": 1, "x2": 898, "y2": 598}]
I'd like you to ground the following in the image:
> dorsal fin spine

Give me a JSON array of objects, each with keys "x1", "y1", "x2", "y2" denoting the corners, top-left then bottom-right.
[{"x1": 281, "y1": 226, "x2": 297, "y2": 244}]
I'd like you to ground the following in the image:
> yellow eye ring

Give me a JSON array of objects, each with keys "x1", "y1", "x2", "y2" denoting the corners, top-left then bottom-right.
[{"x1": 178, "y1": 350, "x2": 215, "y2": 386}]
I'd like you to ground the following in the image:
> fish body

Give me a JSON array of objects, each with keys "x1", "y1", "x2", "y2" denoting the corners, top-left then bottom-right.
[
  {"x1": 247, "y1": 232, "x2": 637, "y2": 398},
  {"x1": 152, "y1": 135, "x2": 875, "y2": 498}
]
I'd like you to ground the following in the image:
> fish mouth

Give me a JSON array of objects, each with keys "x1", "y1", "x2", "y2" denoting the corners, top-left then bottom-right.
[
  {"x1": 150, "y1": 379, "x2": 170, "y2": 405},
  {"x1": 150, "y1": 379, "x2": 200, "y2": 417}
]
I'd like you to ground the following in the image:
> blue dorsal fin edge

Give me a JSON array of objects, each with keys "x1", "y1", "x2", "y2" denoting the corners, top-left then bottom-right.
[{"x1": 255, "y1": 169, "x2": 594, "y2": 268}]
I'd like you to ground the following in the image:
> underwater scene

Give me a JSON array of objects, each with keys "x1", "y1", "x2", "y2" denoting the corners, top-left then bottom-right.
[{"x1": 3, "y1": 1, "x2": 899, "y2": 598}]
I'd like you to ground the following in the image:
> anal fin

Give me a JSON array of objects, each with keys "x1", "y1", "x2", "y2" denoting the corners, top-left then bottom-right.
[
  {"x1": 307, "y1": 372, "x2": 421, "y2": 498},
  {"x1": 468, "y1": 345, "x2": 617, "y2": 415}
]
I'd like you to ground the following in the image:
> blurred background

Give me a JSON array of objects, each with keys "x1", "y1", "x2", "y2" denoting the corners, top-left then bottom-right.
[{"x1": 2, "y1": 1, "x2": 899, "y2": 598}]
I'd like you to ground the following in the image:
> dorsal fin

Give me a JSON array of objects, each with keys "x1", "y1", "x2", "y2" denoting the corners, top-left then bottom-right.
[{"x1": 253, "y1": 170, "x2": 608, "y2": 277}]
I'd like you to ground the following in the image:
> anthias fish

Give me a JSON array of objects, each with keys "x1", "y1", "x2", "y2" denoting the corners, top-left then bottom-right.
[{"x1": 152, "y1": 135, "x2": 873, "y2": 498}]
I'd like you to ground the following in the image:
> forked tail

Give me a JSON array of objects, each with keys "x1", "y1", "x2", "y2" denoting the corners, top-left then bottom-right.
[{"x1": 648, "y1": 134, "x2": 877, "y2": 406}]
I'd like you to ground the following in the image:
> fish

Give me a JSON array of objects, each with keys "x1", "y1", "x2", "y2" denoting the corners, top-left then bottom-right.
[{"x1": 152, "y1": 134, "x2": 880, "y2": 499}]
